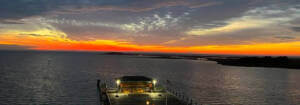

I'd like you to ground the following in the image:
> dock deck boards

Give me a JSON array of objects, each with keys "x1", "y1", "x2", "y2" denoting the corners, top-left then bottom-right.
[{"x1": 107, "y1": 92, "x2": 184, "y2": 105}]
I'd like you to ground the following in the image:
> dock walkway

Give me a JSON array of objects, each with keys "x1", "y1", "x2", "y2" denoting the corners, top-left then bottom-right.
[{"x1": 107, "y1": 92, "x2": 184, "y2": 105}]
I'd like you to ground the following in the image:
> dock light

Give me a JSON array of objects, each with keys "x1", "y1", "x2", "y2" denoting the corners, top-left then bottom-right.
[
  {"x1": 146, "y1": 100, "x2": 150, "y2": 105},
  {"x1": 116, "y1": 79, "x2": 120, "y2": 85},
  {"x1": 152, "y1": 79, "x2": 157, "y2": 85}
]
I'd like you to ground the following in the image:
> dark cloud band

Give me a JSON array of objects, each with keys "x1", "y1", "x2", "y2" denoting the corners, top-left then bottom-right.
[{"x1": 0, "y1": 0, "x2": 221, "y2": 22}]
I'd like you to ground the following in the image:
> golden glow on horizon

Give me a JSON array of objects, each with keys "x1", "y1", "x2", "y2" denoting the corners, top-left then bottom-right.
[{"x1": 1, "y1": 29, "x2": 300, "y2": 56}]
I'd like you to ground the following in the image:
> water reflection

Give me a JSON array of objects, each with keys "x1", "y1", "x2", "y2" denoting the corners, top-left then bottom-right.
[
  {"x1": 287, "y1": 70, "x2": 300, "y2": 105},
  {"x1": 0, "y1": 51, "x2": 300, "y2": 105}
]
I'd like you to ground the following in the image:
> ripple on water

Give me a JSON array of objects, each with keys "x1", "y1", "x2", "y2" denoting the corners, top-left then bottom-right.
[{"x1": 0, "y1": 51, "x2": 300, "y2": 105}]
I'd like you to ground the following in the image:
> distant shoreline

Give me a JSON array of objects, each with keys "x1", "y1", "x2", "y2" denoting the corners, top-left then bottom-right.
[
  {"x1": 102, "y1": 52, "x2": 300, "y2": 69},
  {"x1": 207, "y1": 56, "x2": 300, "y2": 69}
]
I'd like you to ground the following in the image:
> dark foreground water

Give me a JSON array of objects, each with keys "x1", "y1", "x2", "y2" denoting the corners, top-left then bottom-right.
[{"x1": 0, "y1": 51, "x2": 299, "y2": 105}]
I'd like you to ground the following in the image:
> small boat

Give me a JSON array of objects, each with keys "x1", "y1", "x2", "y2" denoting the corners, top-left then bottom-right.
[{"x1": 97, "y1": 76, "x2": 191, "y2": 105}]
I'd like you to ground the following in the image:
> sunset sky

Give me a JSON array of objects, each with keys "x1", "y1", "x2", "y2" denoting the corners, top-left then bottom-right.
[{"x1": 0, "y1": 0, "x2": 300, "y2": 55}]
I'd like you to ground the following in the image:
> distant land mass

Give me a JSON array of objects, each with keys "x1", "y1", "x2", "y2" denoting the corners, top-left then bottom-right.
[
  {"x1": 102, "y1": 52, "x2": 300, "y2": 69},
  {"x1": 208, "y1": 56, "x2": 300, "y2": 69}
]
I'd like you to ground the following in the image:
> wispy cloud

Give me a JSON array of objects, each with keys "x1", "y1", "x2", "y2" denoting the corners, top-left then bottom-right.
[
  {"x1": 121, "y1": 12, "x2": 189, "y2": 32},
  {"x1": 38, "y1": 17, "x2": 122, "y2": 29},
  {"x1": 0, "y1": 0, "x2": 220, "y2": 22},
  {"x1": 274, "y1": 36, "x2": 296, "y2": 40},
  {"x1": 291, "y1": 27, "x2": 300, "y2": 32},
  {"x1": 0, "y1": 19, "x2": 67, "y2": 40},
  {"x1": 37, "y1": 12, "x2": 189, "y2": 34},
  {"x1": 0, "y1": 44, "x2": 32, "y2": 50},
  {"x1": 59, "y1": 1, "x2": 221, "y2": 13},
  {"x1": 186, "y1": 5, "x2": 300, "y2": 36},
  {"x1": 1, "y1": 0, "x2": 300, "y2": 55}
]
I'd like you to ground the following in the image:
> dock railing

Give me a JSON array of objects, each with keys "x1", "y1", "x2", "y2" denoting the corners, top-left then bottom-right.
[
  {"x1": 163, "y1": 80, "x2": 202, "y2": 105},
  {"x1": 97, "y1": 80, "x2": 112, "y2": 105}
]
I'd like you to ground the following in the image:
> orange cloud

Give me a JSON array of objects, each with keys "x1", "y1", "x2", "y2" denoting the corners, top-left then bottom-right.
[{"x1": 1, "y1": 31, "x2": 300, "y2": 56}]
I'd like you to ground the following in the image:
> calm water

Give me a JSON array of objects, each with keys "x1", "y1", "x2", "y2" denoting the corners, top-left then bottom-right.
[{"x1": 0, "y1": 51, "x2": 300, "y2": 105}]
